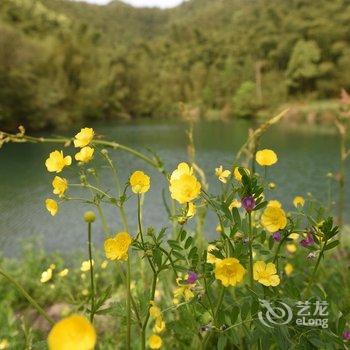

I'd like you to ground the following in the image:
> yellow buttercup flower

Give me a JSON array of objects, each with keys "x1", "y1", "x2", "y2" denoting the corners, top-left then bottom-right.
[
  {"x1": 253, "y1": 261, "x2": 280, "y2": 287},
  {"x1": 288, "y1": 233, "x2": 299, "y2": 240},
  {"x1": 215, "y1": 165, "x2": 231, "y2": 183},
  {"x1": 74, "y1": 128, "x2": 94, "y2": 148},
  {"x1": 130, "y1": 171, "x2": 150, "y2": 194},
  {"x1": 293, "y1": 196, "x2": 305, "y2": 207},
  {"x1": 52, "y1": 176, "x2": 68, "y2": 198},
  {"x1": 75, "y1": 146, "x2": 94, "y2": 163},
  {"x1": 261, "y1": 206, "x2": 287, "y2": 233},
  {"x1": 0, "y1": 339, "x2": 9, "y2": 349},
  {"x1": 207, "y1": 244, "x2": 220, "y2": 264},
  {"x1": 149, "y1": 301, "x2": 162, "y2": 319},
  {"x1": 101, "y1": 260, "x2": 108, "y2": 269},
  {"x1": 81, "y1": 260, "x2": 94, "y2": 272},
  {"x1": 148, "y1": 334, "x2": 162, "y2": 349},
  {"x1": 229, "y1": 199, "x2": 241, "y2": 210},
  {"x1": 169, "y1": 173, "x2": 201, "y2": 204},
  {"x1": 186, "y1": 202, "x2": 196, "y2": 218},
  {"x1": 233, "y1": 167, "x2": 250, "y2": 181},
  {"x1": 153, "y1": 318, "x2": 166, "y2": 333},
  {"x1": 170, "y1": 162, "x2": 193, "y2": 182},
  {"x1": 40, "y1": 268, "x2": 53, "y2": 283},
  {"x1": 46, "y1": 199, "x2": 58, "y2": 216},
  {"x1": 58, "y1": 269, "x2": 69, "y2": 277},
  {"x1": 215, "y1": 258, "x2": 246, "y2": 287},
  {"x1": 284, "y1": 263, "x2": 293, "y2": 276},
  {"x1": 256, "y1": 149, "x2": 278, "y2": 166},
  {"x1": 174, "y1": 277, "x2": 195, "y2": 301},
  {"x1": 47, "y1": 314, "x2": 96, "y2": 350},
  {"x1": 286, "y1": 243, "x2": 297, "y2": 253},
  {"x1": 45, "y1": 150, "x2": 72, "y2": 173},
  {"x1": 104, "y1": 232, "x2": 132, "y2": 261},
  {"x1": 268, "y1": 200, "x2": 281, "y2": 208}
]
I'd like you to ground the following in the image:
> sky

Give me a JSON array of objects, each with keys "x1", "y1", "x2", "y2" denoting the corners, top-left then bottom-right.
[{"x1": 74, "y1": 0, "x2": 184, "y2": 8}]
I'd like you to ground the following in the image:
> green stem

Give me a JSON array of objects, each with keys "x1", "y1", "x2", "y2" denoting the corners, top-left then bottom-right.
[
  {"x1": 126, "y1": 257, "x2": 131, "y2": 350},
  {"x1": 0, "y1": 267, "x2": 54, "y2": 325},
  {"x1": 273, "y1": 234, "x2": 288, "y2": 270},
  {"x1": 87, "y1": 222, "x2": 95, "y2": 323},
  {"x1": 248, "y1": 212, "x2": 254, "y2": 288},
  {"x1": 141, "y1": 272, "x2": 158, "y2": 350}
]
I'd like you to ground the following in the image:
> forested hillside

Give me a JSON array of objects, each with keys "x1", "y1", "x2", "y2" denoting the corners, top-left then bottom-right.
[{"x1": 1, "y1": 0, "x2": 350, "y2": 130}]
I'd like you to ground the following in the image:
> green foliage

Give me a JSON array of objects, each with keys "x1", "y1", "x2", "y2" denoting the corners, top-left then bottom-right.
[{"x1": 1, "y1": 0, "x2": 350, "y2": 129}]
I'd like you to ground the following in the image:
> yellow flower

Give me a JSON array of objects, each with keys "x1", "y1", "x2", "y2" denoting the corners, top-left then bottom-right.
[
  {"x1": 47, "y1": 314, "x2": 96, "y2": 350},
  {"x1": 40, "y1": 268, "x2": 53, "y2": 283},
  {"x1": 233, "y1": 167, "x2": 250, "y2": 181},
  {"x1": 256, "y1": 149, "x2": 278, "y2": 166},
  {"x1": 45, "y1": 150, "x2": 72, "y2": 173},
  {"x1": 261, "y1": 206, "x2": 287, "y2": 233},
  {"x1": 75, "y1": 146, "x2": 94, "y2": 163},
  {"x1": 81, "y1": 260, "x2": 94, "y2": 272},
  {"x1": 58, "y1": 269, "x2": 69, "y2": 277},
  {"x1": 286, "y1": 243, "x2": 297, "y2": 253},
  {"x1": 74, "y1": 128, "x2": 94, "y2": 148},
  {"x1": 101, "y1": 260, "x2": 108, "y2": 269},
  {"x1": 229, "y1": 199, "x2": 241, "y2": 210},
  {"x1": 288, "y1": 233, "x2": 299, "y2": 240},
  {"x1": 148, "y1": 334, "x2": 162, "y2": 349},
  {"x1": 52, "y1": 176, "x2": 68, "y2": 198},
  {"x1": 268, "y1": 200, "x2": 281, "y2": 208},
  {"x1": 0, "y1": 339, "x2": 9, "y2": 350},
  {"x1": 215, "y1": 165, "x2": 231, "y2": 183},
  {"x1": 284, "y1": 263, "x2": 293, "y2": 276},
  {"x1": 215, "y1": 224, "x2": 222, "y2": 233},
  {"x1": 186, "y1": 202, "x2": 196, "y2": 218},
  {"x1": 149, "y1": 301, "x2": 162, "y2": 319},
  {"x1": 46, "y1": 199, "x2": 58, "y2": 216},
  {"x1": 130, "y1": 171, "x2": 150, "y2": 194},
  {"x1": 268, "y1": 182, "x2": 276, "y2": 189},
  {"x1": 293, "y1": 196, "x2": 305, "y2": 207},
  {"x1": 170, "y1": 162, "x2": 193, "y2": 182},
  {"x1": 153, "y1": 318, "x2": 166, "y2": 333},
  {"x1": 253, "y1": 261, "x2": 280, "y2": 287},
  {"x1": 104, "y1": 232, "x2": 132, "y2": 261},
  {"x1": 207, "y1": 244, "x2": 220, "y2": 264},
  {"x1": 215, "y1": 258, "x2": 246, "y2": 287},
  {"x1": 50, "y1": 264, "x2": 56, "y2": 270},
  {"x1": 169, "y1": 173, "x2": 201, "y2": 204},
  {"x1": 174, "y1": 283, "x2": 194, "y2": 301}
]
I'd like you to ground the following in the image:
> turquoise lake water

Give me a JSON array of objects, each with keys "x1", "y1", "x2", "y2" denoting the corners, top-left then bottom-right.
[{"x1": 0, "y1": 120, "x2": 348, "y2": 255}]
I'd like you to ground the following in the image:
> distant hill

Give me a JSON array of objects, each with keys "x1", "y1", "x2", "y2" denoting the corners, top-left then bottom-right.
[{"x1": 1, "y1": 0, "x2": 350, "y2": 130}]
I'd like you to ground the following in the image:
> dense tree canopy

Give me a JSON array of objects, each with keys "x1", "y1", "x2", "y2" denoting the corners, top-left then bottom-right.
[{"x1": 1, "y1": 0, "x2": 350, "y2": 130}]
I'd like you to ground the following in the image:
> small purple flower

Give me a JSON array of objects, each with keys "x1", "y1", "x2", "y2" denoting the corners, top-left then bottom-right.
[
  {"x1": 300, "y1": 233, "x2": 314, "y2": 247},
  {"x1": 242, "y1": 196, "x2": 256, "y2": 212},
  {"x1": 272, "y1": 232, "x2": 281, "y2": 242},
  {"x1": 343, "y1": 330, "x2": 350, "y2": 341},
  {"x1": 187, "y1": 271, "x2": 198, "y2": 284}
]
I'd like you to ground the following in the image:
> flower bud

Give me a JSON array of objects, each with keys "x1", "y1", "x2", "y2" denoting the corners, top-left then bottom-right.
[
  {"x1": 101, "y1": 149, "x2": 108, "y2": 155},
  {"x1": 84, "y1": 211, "x2": 96, "y2": 223}
]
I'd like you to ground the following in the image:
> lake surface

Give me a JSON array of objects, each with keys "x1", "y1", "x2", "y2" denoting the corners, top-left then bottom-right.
[{"x1": 0, "y1": 120, "x2": 349, "y2": 255}]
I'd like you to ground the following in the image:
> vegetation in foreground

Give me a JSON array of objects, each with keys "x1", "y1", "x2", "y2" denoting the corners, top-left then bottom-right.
[
  {"x1": 1, "y1": 0, "x2": 350, "y2": 129},
  {"x1": 0, "y1": 113, "x2": 349, "y2": 349}
]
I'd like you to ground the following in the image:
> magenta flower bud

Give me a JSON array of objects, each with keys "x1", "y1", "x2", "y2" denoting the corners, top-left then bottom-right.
[
  {"x1": 242, "y1": 196, "x2": 255, "y2": 212},
  {"x1": 343, "y1": 330, "x2": 350, "y2": 341},
  {"x1": 300, "y1": 233, "x2": 314, "y2": 247},
  {"x1": 272, "y1": 232, "x2": 281, "y2": 242},
  {"x1": 187, "y1": 271, "x2": 198, "y2": 284}
]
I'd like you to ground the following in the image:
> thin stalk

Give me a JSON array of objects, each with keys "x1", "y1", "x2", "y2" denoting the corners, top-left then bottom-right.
[
  {"x1": 87, "y1": 222, "x2": 95, "y2": 322},
  {"x1": 141, "y1": 272, "x2": 158, "y2": 350},
  {"x1": 247, "y1": 212, "x2": 254, "y2": 288},
  {"x1": 126, "y1": 256, "x2": 131, "y2": 350},
  {"x1": 273, "y1": 234, "x2": 289, "y2": 270},
  {"x1": 305, "y1": 240, "x2": 327, "y2": 297},
  {"x1": 0, "y1": 267, "x2": 54, "y2": 325}
]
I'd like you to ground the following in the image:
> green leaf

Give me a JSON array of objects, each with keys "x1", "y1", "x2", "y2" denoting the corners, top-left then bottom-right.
[
  {"x1": 324, "y1": 240, "x2": 339, "y2": 251},
  {"x1": 185, "y1": 236, "x2": 193, "y2": 249}
]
